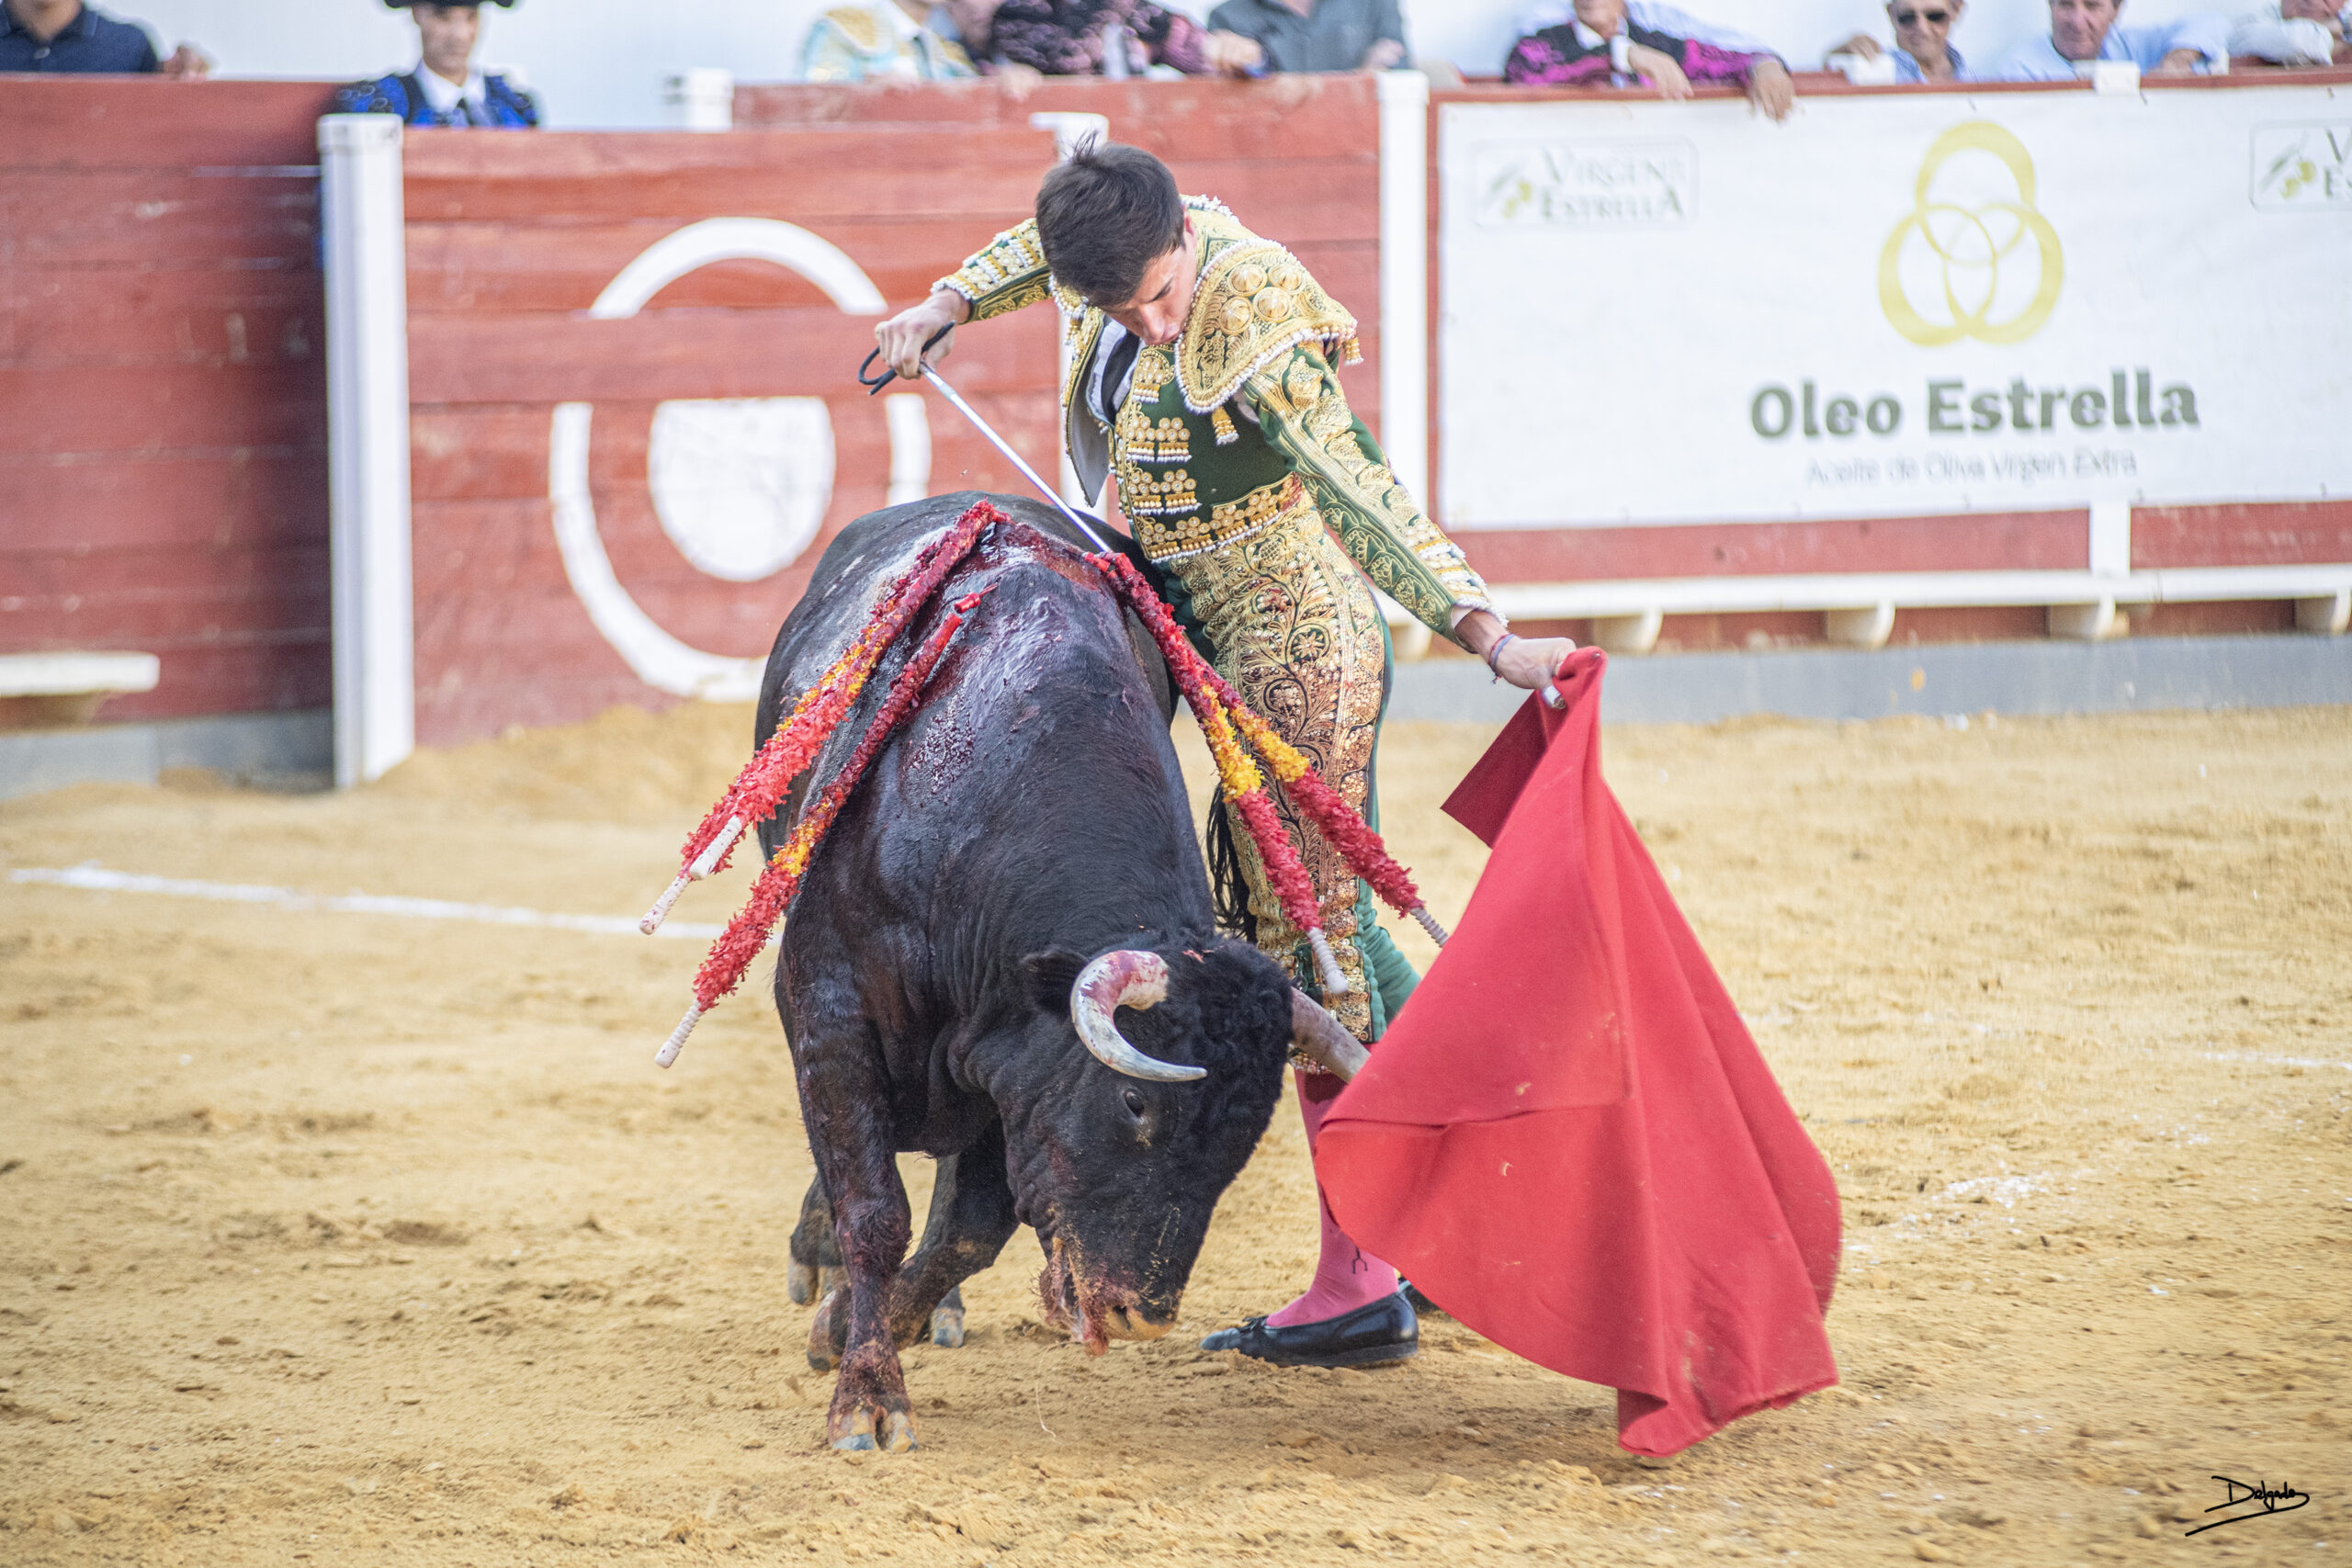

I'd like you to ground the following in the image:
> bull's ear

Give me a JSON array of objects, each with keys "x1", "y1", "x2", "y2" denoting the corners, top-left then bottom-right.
[{"x1": 1020, "y1": 948, "x2": 1088, "y2": 1014}]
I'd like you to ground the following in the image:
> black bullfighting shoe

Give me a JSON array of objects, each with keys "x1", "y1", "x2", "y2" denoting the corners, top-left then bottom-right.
[
  {"x1": 1399, "y1": 1278, "x2": 1449, "y2": 1318},
  {"x1": 1197, "y1": 1291, "x2": 1419, "y2": 1369}
]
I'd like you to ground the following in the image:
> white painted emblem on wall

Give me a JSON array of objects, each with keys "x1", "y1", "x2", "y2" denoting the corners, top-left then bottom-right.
[
  {"x1": 549, "y1": 218, "x2": 932, "y2": 701},
  {"x1": 648, "y1": 397, "x2": 836, "y2": 581}
]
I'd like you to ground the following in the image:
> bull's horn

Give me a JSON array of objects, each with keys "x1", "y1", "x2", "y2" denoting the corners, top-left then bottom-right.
[
  {"x1": 1290, "y1": 989, "x2": 1370, "y2": 1081},
  {"x1": 1070, "y1": 951, "x2": 1206, "y2": 1083}
]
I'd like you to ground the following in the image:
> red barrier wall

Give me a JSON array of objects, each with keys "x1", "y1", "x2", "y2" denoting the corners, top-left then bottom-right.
[
  {"x1": 413, "y1": 77, "x2": 1384, "y2": 744},
  {"x1": 0, "y1": 79, "x2": 337, "y2": 723}
]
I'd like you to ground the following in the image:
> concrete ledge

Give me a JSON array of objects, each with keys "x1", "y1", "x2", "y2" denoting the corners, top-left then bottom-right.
[
  {"x1": 1389, "y1": 635, "x2": 2352, "y2": 727},
  {"x1": 0, "y1": 709, "x2": 333, "y2": 802}
]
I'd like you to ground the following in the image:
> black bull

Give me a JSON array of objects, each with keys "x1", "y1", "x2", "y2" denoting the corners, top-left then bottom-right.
[{"x1": 757, "y1": 493, "x2": 1365, "y2": 1452}]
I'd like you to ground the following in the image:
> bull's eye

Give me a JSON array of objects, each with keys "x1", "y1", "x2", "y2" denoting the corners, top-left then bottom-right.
[{"x1": 1122, "y1": 1089, "x2": 1148, "y2": 1118}]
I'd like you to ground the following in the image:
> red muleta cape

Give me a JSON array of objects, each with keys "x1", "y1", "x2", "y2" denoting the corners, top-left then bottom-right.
[{"x1": 1314, "y1": 649, "x2": 1841, "y2": 1455}]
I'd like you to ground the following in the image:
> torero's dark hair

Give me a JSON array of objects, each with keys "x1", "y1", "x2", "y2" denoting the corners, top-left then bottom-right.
[{"x1": 1034, "y1": 140, "x2": 1185, "y2": 308}]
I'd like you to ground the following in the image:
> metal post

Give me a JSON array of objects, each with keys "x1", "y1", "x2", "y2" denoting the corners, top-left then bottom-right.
[{"x1": 319, "y1": 115, "x2": 415, "y2": 786}]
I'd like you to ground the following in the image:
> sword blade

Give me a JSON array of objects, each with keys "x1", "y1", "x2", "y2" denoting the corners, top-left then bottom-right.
[{"x1": 918, "y1": 366, "x2": 1114, "y2": 555}]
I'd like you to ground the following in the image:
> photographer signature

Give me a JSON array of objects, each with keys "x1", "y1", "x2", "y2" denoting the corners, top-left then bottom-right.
[{"x1": 2185, "y1": 1476, "x2": 2311, "y2": 1536}]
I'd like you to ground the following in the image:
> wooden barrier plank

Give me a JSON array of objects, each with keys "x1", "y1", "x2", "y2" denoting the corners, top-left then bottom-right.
[
  {"x1": 1453, "y1": 512, "x2": 2091, "y2": 582},
  {"x1": 407, "y1": 305, "x2": 1058, "y2": 406},
  {"x1": 0, "y1": 79, "x2": 336, "y2": 171},
  {"x1": 0, "y1": 174, "x2": 319, "y2": 268},
  {"x1": 401, "y1": 128, "x2": 1057, "y2": 223},
  {"x1": 0, "y1": 364, "x2": 324, "y2": 456},
  {"x1": 0, "y1": 541, "x2": 331, "y2": 620},
  {"x1": 732, "y1": 75, "x2": 1382, "y2": 164},
  {"x1": 403, "y1": 217, "x2": 1033, "y2": 313},
  {"x1": 96, "y1": 642, "x2": 332, "y2": 727},
  {"x1": 0, "y1": 451, "x2": 327, "y2": 553},
  {"x1": 2132, "y1": 500, "x2": 2352, "y2": 570},
  {"x1": 2, "y1": 269, "x2": 322, "y2": 368},
  {"x1": 401, "y1": 224, "x2": 1372, "y2": 324}
]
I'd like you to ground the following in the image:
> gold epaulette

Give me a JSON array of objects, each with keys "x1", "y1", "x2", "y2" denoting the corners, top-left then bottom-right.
[
  {"x1": 1174, "y1": 229, "x2": 1359, "y2": 417},
  {"x1": 823, "y1": 4, "x2": 883, "y2": 51}
]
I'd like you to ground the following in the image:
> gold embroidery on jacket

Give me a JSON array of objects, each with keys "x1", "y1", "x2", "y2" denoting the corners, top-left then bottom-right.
[
  {"x1": 1168, "y1": 502, "x2": 1385, "y2": 1037},
  {"x1": 1130, "y1": 474, "x2": 1306, "y2": 564},
  {"x1": 1175, "y1": 232, "x2": 1360, "y2": 416}
]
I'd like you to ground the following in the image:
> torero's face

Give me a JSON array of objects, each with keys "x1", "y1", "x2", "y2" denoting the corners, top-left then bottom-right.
[{"x1": 1097, "y1": 217, "x2": 1200, "y2": 348}]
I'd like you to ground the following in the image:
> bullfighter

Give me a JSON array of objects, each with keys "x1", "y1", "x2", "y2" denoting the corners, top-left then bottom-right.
[
  {"x1": 332, "y1": 0, "x2": 540, "y2": 129},
  {"x1": 875, "y1": 141, "x2": 1574, "y2": 1369}
]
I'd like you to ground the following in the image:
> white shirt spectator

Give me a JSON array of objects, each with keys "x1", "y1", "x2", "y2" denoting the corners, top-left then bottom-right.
[
  {"x1": 1992, "y1": 12, "x2": 2229, "y2": 74},
  {"x1": 2227, "y1": 0, "x2": 2347, "y2": 61}
]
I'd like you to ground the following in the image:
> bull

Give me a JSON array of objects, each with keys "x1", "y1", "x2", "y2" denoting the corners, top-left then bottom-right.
[{"x1": 756, "y1": 493, "x2": 1366, "y2": 1452}]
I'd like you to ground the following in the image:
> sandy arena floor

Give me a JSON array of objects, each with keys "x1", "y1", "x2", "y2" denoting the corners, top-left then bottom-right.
[{"x1": 1, "y1": 696, "x2": 2346, "y2": 1566}]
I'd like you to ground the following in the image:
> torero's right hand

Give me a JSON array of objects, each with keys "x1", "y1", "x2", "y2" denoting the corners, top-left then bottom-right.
[{"x1": 876, "y1": 291, "x2": 970, "y2": 382}]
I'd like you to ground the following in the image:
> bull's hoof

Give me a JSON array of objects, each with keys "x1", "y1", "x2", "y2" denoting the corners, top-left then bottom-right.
[
  {"x1": 827, "y1": 1407, "x2": 917, "y2": 1454},
  {"x1": 806, "y1": 1289, "x2": 843, "y2": 1371},
  {"x1": 930, "y1": 1303, "x2": 965, "y2": 1348},
  {"x1": 786, "y1": 1260, "x2": 818, "y2": 1305}
]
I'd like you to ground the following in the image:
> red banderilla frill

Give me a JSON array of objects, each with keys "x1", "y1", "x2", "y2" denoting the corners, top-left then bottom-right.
[
  {"x1": 1088, "y1": 551, "x2": 1450, "y2": 983},
  {"x1": 639, "y1": 501, "x2": 1008, "y2": 936},
  {"x1": 655, "y1": 588, "x2": 993, "y2": 1068}
]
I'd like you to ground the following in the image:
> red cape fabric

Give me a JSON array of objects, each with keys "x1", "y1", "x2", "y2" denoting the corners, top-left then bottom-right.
[{"x1": 1316, "y1": 649, "x2": 1841, "y2": 1455}]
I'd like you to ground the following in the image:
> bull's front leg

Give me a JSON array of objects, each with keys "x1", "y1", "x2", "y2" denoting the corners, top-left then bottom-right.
[{"x1": 798, "y1": 1052, "x2": 919, "y2": 1454}]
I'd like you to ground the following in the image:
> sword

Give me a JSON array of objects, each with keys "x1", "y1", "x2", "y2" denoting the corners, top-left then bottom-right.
[
  {"x1": 860, "y1": 328, "x2": 1572, "y2": 710},
  {"x1": 859, "y1": 328, "x2": 1115, "y2": 556}
]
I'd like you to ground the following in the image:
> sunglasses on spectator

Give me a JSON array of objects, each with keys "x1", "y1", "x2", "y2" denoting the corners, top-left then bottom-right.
[{"x1": 1892, "y1": 7, "x2": 1951, "y2": 19}]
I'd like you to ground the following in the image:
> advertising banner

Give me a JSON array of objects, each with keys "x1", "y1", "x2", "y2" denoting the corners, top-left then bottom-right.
[{"x1": 1436, "y1": 85, "x2": 2352, "y2": 531}]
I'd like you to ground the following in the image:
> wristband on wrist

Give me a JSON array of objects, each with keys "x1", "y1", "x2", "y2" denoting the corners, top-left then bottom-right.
[{"x1": 1485, "y1": 631, "x2": 1520, "y2": 681}]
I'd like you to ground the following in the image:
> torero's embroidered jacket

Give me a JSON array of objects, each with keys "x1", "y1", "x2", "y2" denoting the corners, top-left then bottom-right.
[{"x1": 933, "y1": 198, "x2": 1492, "y2": 639}]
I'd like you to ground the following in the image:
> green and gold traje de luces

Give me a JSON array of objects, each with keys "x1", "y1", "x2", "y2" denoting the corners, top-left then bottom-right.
[{"x1": 936, "y1": 198, "x2": 1496, "y2": 1038}]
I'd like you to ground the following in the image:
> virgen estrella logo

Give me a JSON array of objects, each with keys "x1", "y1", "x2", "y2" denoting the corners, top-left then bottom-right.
[{"x1": 1879, "y1": 122, "x2": 2064, "y2": 346}]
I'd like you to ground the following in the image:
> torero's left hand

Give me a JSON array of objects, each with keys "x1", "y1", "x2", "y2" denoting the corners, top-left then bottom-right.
[{"x1": 1458, "y1": 610, "x2": 1578, "y2": 705}]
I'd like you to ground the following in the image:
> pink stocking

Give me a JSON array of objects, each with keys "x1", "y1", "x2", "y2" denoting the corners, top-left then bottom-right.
[{"x1": 1265, "y1": 1069, "x2": 1402, "y2": 1326}]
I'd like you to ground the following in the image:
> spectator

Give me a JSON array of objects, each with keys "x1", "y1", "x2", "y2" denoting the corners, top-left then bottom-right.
[
  {"x1": 1516, "y1": 0, "x2": 1776, "y2": 58},
  {"x1": 1826, "y1": 0, "x2": 1975, "y2": 80},
  {"x1": 0, "y1": 0, "x2": 207, "y2": 75},
  {"x1": 2228, "y1": 0, "x2": 2351, "y2": 62},
  {"x1": 1991, "y1": 0, "x2": 2227, "y2": 75},
  {"x1": 331, "y1": 0, "x2": 539, "y2": 127},
  {"x1": 986, "y1": 0, "x2": 1261, "y2": 76},
  {"x1": 1204, "y1": 0, "x2": 1409, "y2": 73},
  {"x1": 1505, "y1": 0, "x2": 1797, "y2": 118},
  {"x1": 802, "y1": 1, "x2": 979, "y2": 81}
]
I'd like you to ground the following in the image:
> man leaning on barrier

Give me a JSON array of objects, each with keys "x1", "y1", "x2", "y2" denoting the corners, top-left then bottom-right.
[
  {"x1": 0, "y1": 0, "x2": 207, "y2": 75},
  {"x1": 1504, "y1": 0, "x2": 1797, "y2": 118},
  {"x1": 1204, "y1": 0, "x2": 1409, "y2": 73},
  {"x1": 1826, "y1": 0, "x2": 1976, "y2": 81},
  {"x1": 2228, "y1": 0, "x2": 2352, "y2": 64},
  {"x1": 333, "y1": 0, "x2": 540, "y2": 128},
  {"x1": 1511, "y1": 0, "x2": 1794, "y2": 115},
  {"x1": 1991, "y1": 0, "x2": 2228, "y2": 76}
]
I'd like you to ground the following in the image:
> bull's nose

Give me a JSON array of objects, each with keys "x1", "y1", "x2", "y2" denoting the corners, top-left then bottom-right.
[{"x1": 1103, "y1": 1307, "x2": 1175, "y2": 1343}]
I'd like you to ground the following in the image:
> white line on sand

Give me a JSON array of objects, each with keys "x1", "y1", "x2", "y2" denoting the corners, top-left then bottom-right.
[{"x1": 8, "y1": 863, "x2": 729, "y2": 942}]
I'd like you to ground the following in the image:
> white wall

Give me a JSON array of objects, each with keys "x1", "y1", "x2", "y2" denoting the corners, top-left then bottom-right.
[{"x1": 114, "y1": 0, "x2": 2224, "y2": 128}]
